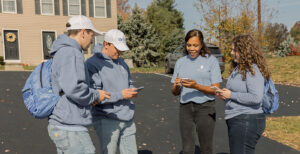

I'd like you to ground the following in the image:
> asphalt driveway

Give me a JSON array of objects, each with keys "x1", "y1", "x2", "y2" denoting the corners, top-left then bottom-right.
[{"x1": 0, "y1": 72, "x2": 299, "y2": 154}]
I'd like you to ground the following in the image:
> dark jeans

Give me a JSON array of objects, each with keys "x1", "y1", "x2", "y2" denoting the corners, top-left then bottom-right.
[
  {"x1": 226, "y1": 113, "x2": 266, "y2": 154},
  {"x1": 179, "y1": 101, "x2": 216, "y2": 154}
]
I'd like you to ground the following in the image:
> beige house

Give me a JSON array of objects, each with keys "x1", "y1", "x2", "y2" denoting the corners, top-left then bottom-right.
[{"x1": 0, "y1": 0, "x2": 117, "y2": 67}]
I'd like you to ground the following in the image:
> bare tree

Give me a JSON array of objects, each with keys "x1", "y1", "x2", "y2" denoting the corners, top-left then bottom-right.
[
  {"x1": 194, "y1": 0, "x2": 276, "y2": 61},
  {"x1": 117, "y1": 0, "x2": 131, "y2": 19}
]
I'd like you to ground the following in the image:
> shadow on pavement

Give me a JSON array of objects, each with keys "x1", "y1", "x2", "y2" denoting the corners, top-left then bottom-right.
[
  {"x1": 179, "y1": 145, "x2": 229, "y2": 154},
  {"x1": 179, "y1": 146, "x2": 199, "y2": 154},
  {"x1": 138, "y1": 150, "x2": 153, "y2": 154}
]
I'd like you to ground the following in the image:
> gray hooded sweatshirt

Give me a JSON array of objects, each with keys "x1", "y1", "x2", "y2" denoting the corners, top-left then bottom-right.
[
  {"x1": 86, "y1": 45, "x2": 135, "y2": 122},
  {"x1": 48, "y1": 34, "x2": 100, "y2": 130}
]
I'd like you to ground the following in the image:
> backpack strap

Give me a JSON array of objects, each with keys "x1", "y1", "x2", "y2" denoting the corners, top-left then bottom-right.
[
  {"x1": 40, "y1": 62, "x2": 45, "y2": 88},
  {"x1": 47, "y1": 58, "x2": 65, "y2": 96}
]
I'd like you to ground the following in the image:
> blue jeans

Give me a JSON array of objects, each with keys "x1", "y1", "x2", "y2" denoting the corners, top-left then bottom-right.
[
  {"x1": 226, "y1": 113, "x2": 266, "y2": 154},
  {"x1": 93, "y1": 118, "x2": 137, "y2": 154},
  {"x1": 47, "y1": 124, "x2": 95, "y2": 154}
]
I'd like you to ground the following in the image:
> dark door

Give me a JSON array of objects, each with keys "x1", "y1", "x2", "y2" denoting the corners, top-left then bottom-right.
[
  {"x1": 42, "y1": 31, "x2": 55, "y2": 59},
  {"x1": 4, "y1": 30, "x2": 19, "y2": 60}
]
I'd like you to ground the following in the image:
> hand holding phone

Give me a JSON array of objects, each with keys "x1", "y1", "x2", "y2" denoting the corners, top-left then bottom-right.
[
  {"x1": 210, "y1": 86, "x2": 220, "y2": 91},
  {"x1": 181, "y1": 78, "x2": 191, "y2": 83},
  {"x1": 136, "y1": 86, "x2": 144, "y2": 92},
  {"x1": 181, "y1": 78, "x2": 191, "y2": 81}
]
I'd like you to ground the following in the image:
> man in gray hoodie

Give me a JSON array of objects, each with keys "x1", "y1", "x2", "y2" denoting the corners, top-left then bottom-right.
[
  {"x1": 47, "y1": 15, "x2": 111, "y2": 154},
  {"x1": 86, "y1": 29, "x2": 139, "y2": 154}
]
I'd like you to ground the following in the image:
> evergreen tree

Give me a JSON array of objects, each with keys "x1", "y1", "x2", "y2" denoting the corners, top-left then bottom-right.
[
  {"x1": 275, "y1": 35, "x2": 296, "y2": 57},
  {"x1": 118, "y1": 5, "x2": 160, "y2": 67},
  {"x1": 146, "y1": 0, "x2": 185, "y2": 59}
]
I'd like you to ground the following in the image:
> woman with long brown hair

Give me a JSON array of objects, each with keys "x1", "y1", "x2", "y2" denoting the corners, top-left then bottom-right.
[
  {"x1": 217, "y1": 34, "x2": 270, "y2": 154},
  {"x1": 171, "y1": 29, "x2": 222, "y2": 154}
]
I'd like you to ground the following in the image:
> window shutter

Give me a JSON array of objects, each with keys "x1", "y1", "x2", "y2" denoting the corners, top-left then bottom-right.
[
  {"x1": 0, "y1": 1, "x2": 2, "y2": 13},
  {"x1": 16, "y1": 0, "x2": 23, "y2": 14},
  {"x1": 106, "y1": 0, "x2": 111, "y2": 18},
  {"x1": 54, "y1": 0, "x2": 60, "y2": 15},
  {"x1": 81, "y1": 0, "x2": 86, "y2": 15},
  {"x1": 35, "y1": 0, "x2": 41, "y2": 14},
  {"x1": 63, "y1": 0, "x2": 68, "y2": 16},
  {"x1": 89, "y1": 0, "x2": 94, "y2": 17}
]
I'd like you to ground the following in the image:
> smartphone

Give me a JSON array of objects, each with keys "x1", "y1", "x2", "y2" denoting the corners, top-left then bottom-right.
[
  {"x1": 181, "y1": 78, "x2": 191, "y2": 81},
  {"x1": 210, "y1": 86, "x2": 220, "y2": 90},
  {"x1": 136, "y1": 86, "x2": 144, "y2": 92}
]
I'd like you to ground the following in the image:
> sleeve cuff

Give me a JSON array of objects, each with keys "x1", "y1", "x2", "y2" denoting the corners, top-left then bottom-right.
[
  {"x1": 93, "y1": 89, "x2": 100, "y2": 104},
  {"x1": 230, "y1": 92, "x2": 238, "y2": 101}
]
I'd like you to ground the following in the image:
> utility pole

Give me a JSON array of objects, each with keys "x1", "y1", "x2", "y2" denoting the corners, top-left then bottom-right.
[
  {"x1": 258, "y1": 0, "x2": 262, "y2": 49},
  {"x1": 218, "y1": 6, "x2": 221, "y2": 49}
]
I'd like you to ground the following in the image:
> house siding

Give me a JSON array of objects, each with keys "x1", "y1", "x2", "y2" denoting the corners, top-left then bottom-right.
[{"x1": 0, "y1": 0, "x2": 117, "y2": 66}]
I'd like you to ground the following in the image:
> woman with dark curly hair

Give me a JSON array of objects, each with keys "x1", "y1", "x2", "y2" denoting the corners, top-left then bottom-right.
[
  {"x1": 171, "y1": 29, "x2": 222, "y2": 154},
  {"x1": 216, "y1": 34, "x2": 270, "y2": 154}
]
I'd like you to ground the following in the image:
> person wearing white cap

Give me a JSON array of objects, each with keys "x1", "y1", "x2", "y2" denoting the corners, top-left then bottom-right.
[
  {"x1": 86, "y1": 29, "x2": 139, "y2": 154},
  {"x1": 47, "y1": 15, "x2": 110, "y2": 154}
]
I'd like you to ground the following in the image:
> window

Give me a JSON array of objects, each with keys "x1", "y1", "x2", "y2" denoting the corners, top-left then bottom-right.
[
  {"x1": 69, "y1": 0, "x2": 81, "y2": 15},
  {"x1": 91, "y1": 33, "x2": 105, "y2": 53},
  {"x1": 41, "y1": 0, "x2": 54, "y2": 15},
  {"x1": 2, "y1": 0, "x2": 16, "y2": 13},
  {"x1": 94, "y1": 0, "x2": 105, "y2": 17},
  {"x1": 42, "y1": 31, "x2": 56, "y2": 59},
  {"x1": 95, "y1": 34, "x2": 105, "y2": 45}
]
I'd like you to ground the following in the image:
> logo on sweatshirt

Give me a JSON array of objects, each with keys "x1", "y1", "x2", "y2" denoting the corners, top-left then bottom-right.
[{"x1": 197, "y1": 65, "x2": 205, "y2": 72}]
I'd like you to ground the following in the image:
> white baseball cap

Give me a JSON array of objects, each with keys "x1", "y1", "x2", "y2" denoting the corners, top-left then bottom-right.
[
  {"x1": 66, "y1": 15, "x2": 103, "y2": 35},
  {"x1": 104, "y1": 29, "x2": 130, "y2": 51}
]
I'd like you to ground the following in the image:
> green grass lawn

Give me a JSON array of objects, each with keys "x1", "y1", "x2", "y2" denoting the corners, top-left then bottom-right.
[
  {"x1": 0, "y1": 65, "x2": 4, "y2": 70},
  {"x1": 222, "y1": 56, "x2": 300, "y2": 86},
  {"x1": 264, "y1": 116, "x2": 300, "y2": 151},
  {"x1": 130, "y1": 67, "x2": 165, "y2": 73},
  {"x1": 267, "y1": 56, "x2": 300, "y2": 86},
  {"x1": 23, "y1": 65, "x2": 36, "y2": 70}
]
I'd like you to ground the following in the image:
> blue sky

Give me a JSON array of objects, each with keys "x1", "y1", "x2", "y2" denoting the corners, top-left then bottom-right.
[{"x1": 127, "y1": 0, "x2": 300, "y2": 32}]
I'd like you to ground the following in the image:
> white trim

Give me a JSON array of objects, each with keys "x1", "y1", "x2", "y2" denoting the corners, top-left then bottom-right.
[
  {"x1": 41, "y1": 30, "x2": 57, "y2": 61},
  {"x1": 94, "y1": 0, "x2": 106, "y2": 18},
  {"x1": 68, "y1": 0, "x2": 81, "y2": 16},
  {"x1": 2, "y1": 28, "x2": 21, "y2": 62},
  {"x1": 40, "y1": 0, "x2": 55, "y2": 16},
  {"x1": 1, "y1": 0, "x2": 17, "y2": 14}
]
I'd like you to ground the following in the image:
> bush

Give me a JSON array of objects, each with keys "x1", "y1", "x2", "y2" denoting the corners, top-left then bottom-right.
[
  {"x1": 0, "y1": 56, "x2": 5, "y2": 65},
  {"x1": 275, "y1": 35, "x2": 296, "y2": 57}
]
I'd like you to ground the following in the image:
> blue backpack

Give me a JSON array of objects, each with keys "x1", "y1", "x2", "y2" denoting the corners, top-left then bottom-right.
[
  {"x1": 22, "y1": 59, "x2": 60, "y2": 119},
  {"x1": 262, "y1": 78, "x2": 279, "y2": 114}
]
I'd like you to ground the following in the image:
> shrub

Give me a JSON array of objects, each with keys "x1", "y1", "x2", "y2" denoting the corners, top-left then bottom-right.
[
  {"x1": 0, "y1": 56, "x2": 5, "y2": 65},
  {"x1": 275, "y1": 35, "x2": 296, "y2": 57}
]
